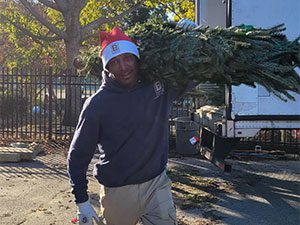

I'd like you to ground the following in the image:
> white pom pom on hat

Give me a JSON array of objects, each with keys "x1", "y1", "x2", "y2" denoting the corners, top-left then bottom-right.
[{"x1": 99, "y1": 27, "x2": 140, "y2": 68}]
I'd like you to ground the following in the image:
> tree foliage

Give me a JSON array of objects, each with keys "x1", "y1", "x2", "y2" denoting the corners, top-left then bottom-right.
[
  {"x1": 0, "y1": 0, "x2": 144, "y2": 70},
  {"x1": 145, "y1": 0, "x2": 194, "y2": 21},
  {"x1": 0, "y1": 0, "x2": 195, "y2": 69},
  {"x1": 0, "y1": 1, "x2": 65, "y2": 68}
]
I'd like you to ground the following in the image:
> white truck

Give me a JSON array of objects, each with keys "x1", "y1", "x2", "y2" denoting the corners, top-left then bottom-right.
[{"x1": 193, "y1": 0, "x2": 300, "y2": 171}]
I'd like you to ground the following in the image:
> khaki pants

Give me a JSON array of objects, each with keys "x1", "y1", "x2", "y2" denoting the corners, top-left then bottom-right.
[{"x1": 98, "y1": 171, "x2": 177, "y2": 225}]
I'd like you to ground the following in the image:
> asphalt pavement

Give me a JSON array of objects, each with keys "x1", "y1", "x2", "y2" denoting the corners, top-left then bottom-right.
[{"x1": 0, "y1": 153, "x2": 299, "y2": 225}]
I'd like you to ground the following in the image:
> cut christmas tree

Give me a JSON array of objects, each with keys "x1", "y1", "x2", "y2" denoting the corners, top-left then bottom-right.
[{"x1": 77, "y1": 22, "x2": 300, "y2": 101}]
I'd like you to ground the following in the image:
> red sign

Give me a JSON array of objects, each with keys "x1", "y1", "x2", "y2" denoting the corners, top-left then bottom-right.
[{"x1": 292, "y1": 130, "x2": 300, "y2": 139}]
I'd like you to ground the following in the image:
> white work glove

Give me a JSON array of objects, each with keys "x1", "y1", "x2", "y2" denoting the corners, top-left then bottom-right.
[
  {"x1": 176, "y1": 18, "x2": 197, "y2": 31},
  {"x1": 77, "y1": 200, "x2": 100, "y2": 225}
]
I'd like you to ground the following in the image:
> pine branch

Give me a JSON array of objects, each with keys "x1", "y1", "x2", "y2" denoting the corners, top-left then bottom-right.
[{"x1": 78, "y1": 21, "x2": 300, "y2": 100}]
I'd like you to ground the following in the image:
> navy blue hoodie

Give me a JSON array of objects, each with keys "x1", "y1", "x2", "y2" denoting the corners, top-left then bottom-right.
[{"x1": 68, "y1": 72, "x2": 196, "y2": 203}]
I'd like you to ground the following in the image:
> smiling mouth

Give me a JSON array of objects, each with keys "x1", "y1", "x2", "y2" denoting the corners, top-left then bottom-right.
[{"x1": 122, "y1": 72, "x2": 132, "y2": 79}]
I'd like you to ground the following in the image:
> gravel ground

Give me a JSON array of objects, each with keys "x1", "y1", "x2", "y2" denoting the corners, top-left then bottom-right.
[
  {"x1": 208, "y1": 159, "x2": 300, "y2": 225},
  {"x1": 0, "y1": 152, "x2": 299, "y2": 225},
  {"x1": 170, "y1": 157, "x2": 300, "y2": 225}
]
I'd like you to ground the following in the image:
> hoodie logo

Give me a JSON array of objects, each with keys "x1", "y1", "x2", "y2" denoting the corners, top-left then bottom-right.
[
  {"x1": 153, "y1": 81, "x2": 164, "y2": 99},
  {"x1": 111, "y1": 43, "x2": 120, "y2": 54}
]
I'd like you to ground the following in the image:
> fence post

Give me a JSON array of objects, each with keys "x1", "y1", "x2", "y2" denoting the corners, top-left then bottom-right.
[{"x1": 48, "y1": 67, "x2": 53, "y2": 141}]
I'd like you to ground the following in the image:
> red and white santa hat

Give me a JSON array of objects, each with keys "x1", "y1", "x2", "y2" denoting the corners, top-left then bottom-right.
[{"x1": 99, "y1": 27, "x2": 140, "y2": 68}]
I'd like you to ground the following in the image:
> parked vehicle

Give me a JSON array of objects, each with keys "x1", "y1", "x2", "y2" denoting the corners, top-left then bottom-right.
[{"x1": 194, "y1": 0, "x2": 300, "y2": 171}]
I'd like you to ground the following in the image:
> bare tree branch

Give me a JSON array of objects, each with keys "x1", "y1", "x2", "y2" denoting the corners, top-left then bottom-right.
[
  {"x1": 19, "y1": 0, "x2": 66, "y2": 39},
  {"x1": 32, "y1": 44, "x2": 45, "y2": 64},
  {"x1": 54, "y1": 0, "x2": 67, "y2": 11},
  {"x1": 0, "y1": 14, "x2": 61, "y2": 43},
  {"x1": 37, "y1": 0, "x2": 59, "y2": 11},
  {"x1": 80, "y1": 0, "x2": 88, "y2": 11},
  {"x1": 160, "y1": 2, "x2": 182, "y2": 19},
  {"x1": 0, "y1": 2, "x2": 8, "y2": 8},
  {"x1": 105, "y1": 3, "x2": 132, "y2": 26},
  {"x1": 81, "y1": 2, "x2": 143, "y2": 41}
]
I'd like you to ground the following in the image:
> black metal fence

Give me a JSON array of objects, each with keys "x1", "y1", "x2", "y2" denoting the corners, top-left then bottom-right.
[
  {"x1": 0, "y1": 67, "x2": 299, "y2": 154},
  {"x1": 237, "y1": 129, "x2": 300, "y2": 154},
  {"x1": 0, "y1": 67, "x2": 191, "y2": 142},
  {"x1": 0, "y1": 67, "x2": 100, "y2": 142}
]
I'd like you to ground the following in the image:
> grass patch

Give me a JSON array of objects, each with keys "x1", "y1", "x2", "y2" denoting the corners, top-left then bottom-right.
[{"x1": 167, "y1": 165, "x2": 221, "y2": 210}]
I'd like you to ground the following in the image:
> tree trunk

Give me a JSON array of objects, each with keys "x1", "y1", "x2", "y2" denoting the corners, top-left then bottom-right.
[{"x1": 62, "y1": 9, "x2": 83, "y2": 126}]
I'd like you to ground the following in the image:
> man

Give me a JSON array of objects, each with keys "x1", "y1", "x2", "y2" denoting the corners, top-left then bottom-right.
[{"x1": 68, "y1": 19, "x2": 196, "y2": 225}]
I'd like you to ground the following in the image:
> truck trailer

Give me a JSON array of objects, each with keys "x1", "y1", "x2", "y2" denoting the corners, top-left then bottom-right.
[{"x1": 194, "y1": 0, "x2": 300, "y2": 171}]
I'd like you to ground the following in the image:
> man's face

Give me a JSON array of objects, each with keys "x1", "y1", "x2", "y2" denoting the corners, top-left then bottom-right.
[{"x1": 106, "y1": 53, "x2": 139, "y2": 88}]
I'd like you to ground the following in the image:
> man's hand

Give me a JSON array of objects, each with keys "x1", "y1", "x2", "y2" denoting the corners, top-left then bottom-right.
[
  {"x1": 176, "y1": 18, "x2": 197, "y2": 31},
  {"x1": 77, "y1": 200, "x2": 100, "y2": 225}
]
